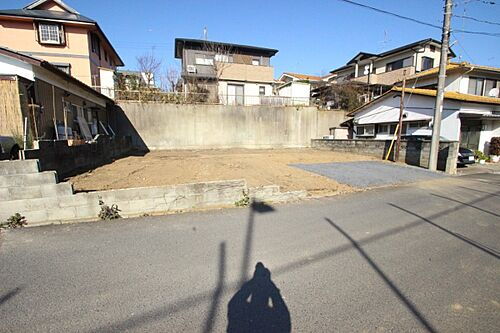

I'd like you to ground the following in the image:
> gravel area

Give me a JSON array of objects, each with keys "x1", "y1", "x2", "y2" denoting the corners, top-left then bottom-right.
[{"x1": 291, "y1": 161, "x2": 446, "y2": 188}]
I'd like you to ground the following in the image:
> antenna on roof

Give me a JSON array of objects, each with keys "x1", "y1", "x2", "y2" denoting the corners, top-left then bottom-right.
[
  {"x1": 203, "y1": 27, "x2": 208, "y2": 41},
  {"x1": 379, "y1": 30, "x2": 391, "y2": 52}
]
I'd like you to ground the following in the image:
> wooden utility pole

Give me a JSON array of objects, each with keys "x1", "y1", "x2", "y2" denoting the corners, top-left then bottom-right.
[
  {"x1": 395, "y1": 70, "x2": 406, "y2": 162},
  {"x1": 429, "y1": 0, "x2": 453, "y2": 170}
]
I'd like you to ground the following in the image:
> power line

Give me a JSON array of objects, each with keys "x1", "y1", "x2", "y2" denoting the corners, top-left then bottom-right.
[
  {"x1": 334, "y1": 0, "x2": 500, "y2": 38},
  {"x1": 453, "y1": 14, "x2": 500, "y2": 26}
]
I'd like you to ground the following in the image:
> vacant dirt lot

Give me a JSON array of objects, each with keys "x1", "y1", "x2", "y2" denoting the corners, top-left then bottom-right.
[{"x1": 69, "y1": 149, "x2": 376, "y2": 196}]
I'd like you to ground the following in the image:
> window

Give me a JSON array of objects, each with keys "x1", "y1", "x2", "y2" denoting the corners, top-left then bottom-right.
[
  {"x1": 214, "y1": 54, "x2": 232, "y2": 63},
  {"x1": 52, "y1": 63, "x2": 71, "y2": 75},
  {"x1": 468, "y1": 77, "x2": 484, "y2": 96},
  {"x1": 356, "y1": 125, "x2": 374, "y2": 136},
  {"x1": 408, "y1": 121, "x2": 429, "y2": 129},
  {"x1": 252, "y1": 58, "x2": 260, "y2": 66},
  {"x1": 484, "y1": 79, "x2": 497, "y2": 96},
  {"x1": 377, "y1": 124, "x2": 390, "y2": 134},
  {"x1": 38, "y1": 23, "x2": 64, "y2": 45},
  {"x1": 429, "y1": 45, "x2": 436, "y2": 52},
  {"x1": 91, "y1": 33, "x2": 101, "y2": 59},
  {"x1": 421, "y1": 57, "x2": 434, "y2": 71},
  {"x1": 195, "y1": 54, "x2": 214, "y2": 66},
  {"x1": 390, "y1": 124, "x2": 397, "y2": 134},
  {"x1": 386, "y1": 57, "x2": 413, "y2": 72},
  {"x1": 259, "y1": 86, "x2": 266, "y2": 96}
]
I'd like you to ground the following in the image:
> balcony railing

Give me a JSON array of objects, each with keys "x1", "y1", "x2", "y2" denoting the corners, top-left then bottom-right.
[{"x1": 94, "y1": 88, "x2": 311, "y2": 106}]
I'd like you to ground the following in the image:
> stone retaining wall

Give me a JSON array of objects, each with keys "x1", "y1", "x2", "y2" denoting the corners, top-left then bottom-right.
[
  {"x1": 312, "y1": 139, "x2": 459, "y2": 174},
  {"x1": 23, "y1": 136, "x2": 132, "y2": 178}
]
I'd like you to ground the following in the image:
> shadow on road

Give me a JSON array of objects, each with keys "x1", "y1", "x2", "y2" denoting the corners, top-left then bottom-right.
[
  {"x1": 227, "y1": 262, "x2": 291, "y2": 333},
  {"x1": 202, "y1": 242, "x2": 226, "y2": 333},
  {"x1": 430, "y1": 193, "x2": 500, "y2": 218},
  {"x1": 389, "y1": 204, "x2": 500, "y2": 260},
  {"x1": 324, "y1": 218, "x2": 437, "y2": 333},
  {"x1": 0, "y1": 287, "x2": 21, "y2": 307}
]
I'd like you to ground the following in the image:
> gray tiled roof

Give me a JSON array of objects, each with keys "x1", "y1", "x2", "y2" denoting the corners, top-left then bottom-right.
[{"x1": 0, "y1": 9, "x2": 95, "y2": 23}]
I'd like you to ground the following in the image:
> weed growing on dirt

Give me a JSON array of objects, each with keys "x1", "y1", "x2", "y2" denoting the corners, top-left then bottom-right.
[
  {"x1": 234, "y1": 190, "x2": 250, "y2": 207},
  {"x1": 0, "y1": 213, "x2": 27, "y2": 231},
  {"x1": 98, "y1": 200, "x2": 121, "y2": 220}
]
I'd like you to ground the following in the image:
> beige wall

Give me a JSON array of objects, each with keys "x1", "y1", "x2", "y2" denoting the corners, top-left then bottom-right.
[
  {"x1": 116, "y1": 103, "x2": 347, "y2": 150},
  {"x1": 0, "y1": 16, "x2": 119, "y2": 87},
  {"x1": 220, "y1": 63, "x2": 274, "y2": 83}
]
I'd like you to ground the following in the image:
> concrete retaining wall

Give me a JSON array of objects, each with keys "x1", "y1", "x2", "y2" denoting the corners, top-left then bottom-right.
[
  {"x1": 312, "y1": 139, "x2": 459, "y2": 174},
  {"x1": 23, "y1": 136, "x2": 133, "y2": 178},
  {"x1": 115, "y1": 103, "x2": 347, "y2": 150},
  {"x1": 0, "y1": 179, "x2": 247, "y2": 226}
]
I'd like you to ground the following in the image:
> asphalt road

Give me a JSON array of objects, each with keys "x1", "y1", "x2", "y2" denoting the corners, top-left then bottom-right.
[{"x1": 1, "y1": 173, "x2": 499, "y2": 332}]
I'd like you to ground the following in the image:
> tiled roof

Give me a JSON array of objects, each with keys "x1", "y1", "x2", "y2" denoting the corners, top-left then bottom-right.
[
  {"x1": 392, "y1": 87, "x2": 500, "y2": 105},
  {"x1": 283, "y1": 72, "x2": 322, "y2": 81},
  {"x1": 407, "y1": 62, "x2": 500, "y2": 81},
  {"x1": 348, "y1": 87, "x2": 500, "y2": 116}
]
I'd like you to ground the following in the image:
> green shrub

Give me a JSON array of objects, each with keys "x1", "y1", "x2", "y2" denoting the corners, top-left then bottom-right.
[
  {"x1": 98, "y1": 200, "x2": 121, "y2": 220},
  {"x1": 0, "y1": 213, "x2": 27, "y2": 231},
  {"x1": 235, "y1": 190, "x2": 250, "y2": 207}
]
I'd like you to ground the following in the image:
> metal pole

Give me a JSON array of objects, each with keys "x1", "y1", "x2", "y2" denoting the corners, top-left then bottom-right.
[
  {"x1": 395, "y1": 70, "x2": 406, "y2": 162},
  {"x1": 429, "y1": 0, "x2": 453, "y2": 171}
]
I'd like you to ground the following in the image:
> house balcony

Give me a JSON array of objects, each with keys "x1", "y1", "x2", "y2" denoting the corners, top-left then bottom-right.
[
  {"x1": 351, "y1": 66, "x2": 416, "y2": 86},
  {"x1": 220, "y1": 63, "x2": 274, "y2": 83}
]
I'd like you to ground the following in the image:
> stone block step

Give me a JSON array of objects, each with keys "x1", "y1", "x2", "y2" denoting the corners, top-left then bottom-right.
[
  {"x1": 0, "y1": 171, "x2": 57, "y2": 188},
  {"x1": 0, "y1": 183, "x2": 73, "y2": 201},
  {"x1": 0, "y1": 159, "x2": 39, "y2": 175}
]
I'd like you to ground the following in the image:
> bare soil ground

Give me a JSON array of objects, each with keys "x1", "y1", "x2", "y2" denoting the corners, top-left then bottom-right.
[{"x1": 68, "y1": 148, "x2": 377, "y2": 196}]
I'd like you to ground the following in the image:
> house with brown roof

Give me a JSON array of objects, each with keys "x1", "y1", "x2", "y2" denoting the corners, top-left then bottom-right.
[
  {"x1": 0, "y1": 0, "x2": 124, "y2": 97},
  {"x1": 347, "y1": 62, "x2": 500, "y2": 154},
  {"x1": 0, "y1": 46, "x2": 115, "y2": 142}
]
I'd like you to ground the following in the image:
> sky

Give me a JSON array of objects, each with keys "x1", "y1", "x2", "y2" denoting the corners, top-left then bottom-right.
[{"x1": 2, "y1": 0, "x2": 500, "y2": 77}]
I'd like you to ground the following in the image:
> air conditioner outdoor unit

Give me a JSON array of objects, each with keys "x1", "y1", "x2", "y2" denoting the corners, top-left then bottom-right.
[{"x1": 186, "y1": 65, "x2": 197, "y2": 73}]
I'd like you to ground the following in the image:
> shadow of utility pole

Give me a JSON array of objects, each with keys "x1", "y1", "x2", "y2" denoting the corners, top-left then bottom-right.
[
  {"x1": 389, "y1": 204, "x2": 500, "y2": 259},
  {"x1": 238, "y1": 201, "x2": 275, "y2": 287},
  {"x1": 0, "y1": 287, "x2": 22, "y2": 307},
  {"x1": 324, "y1": 218, "x2": 437, "y2": 333},
  {"x1": 202, "y1": 242, "x2": 226, "y2": 333}
]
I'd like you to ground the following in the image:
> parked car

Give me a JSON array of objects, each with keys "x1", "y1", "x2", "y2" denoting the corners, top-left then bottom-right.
[
  {"x1": 0, "y1": 136, "x2": 20, "y2": 160},
  {"x1": 457, "y1": 147, "x2": 475, "y2": 165}
]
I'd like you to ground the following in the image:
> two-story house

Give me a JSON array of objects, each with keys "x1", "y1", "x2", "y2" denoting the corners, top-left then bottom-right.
[
  {"x1": 175, "y1": 38, "x2": 278, "y2": 105},
  {"x1": 0, "y1": 0, "x2": 124, "y2": 97},
  {"x1": 328, "y1": 38, "x2": 455, "y2": 87},
  {"x1": 346, "y1": 62, "x2": 500, "y2": 154}
]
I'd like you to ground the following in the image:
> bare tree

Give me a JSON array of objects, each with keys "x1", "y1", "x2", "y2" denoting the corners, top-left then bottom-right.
[
  {"x1": 202, "y1": 41, "x2": 233, "y2": 81},
  {"x1": 159, "y1": 67, "x2": 180, "y2": 92},
  {"x1": 136, "y1": 52, "x2": 162, "y2": 88}
]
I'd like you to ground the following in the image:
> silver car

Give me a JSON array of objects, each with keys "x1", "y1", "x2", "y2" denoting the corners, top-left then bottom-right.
[{"x1": 0, "y1": 136, "x2": 20, "y2": 159}]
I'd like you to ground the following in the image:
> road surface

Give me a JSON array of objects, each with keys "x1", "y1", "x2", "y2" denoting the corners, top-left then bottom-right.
[{"x1": 1, "y1": 173, "x2": 499, "y2": 332}]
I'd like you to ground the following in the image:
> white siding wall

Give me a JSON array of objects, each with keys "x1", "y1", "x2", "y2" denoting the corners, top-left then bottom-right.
[
  {"x1": 218, "y1": 81, "x2": 272, "y2": 106},
  {"x1": 353, "y1": 92, "x2": 499, "y2": 149},
  {"x1": 0, "y1": 54, "x2": 35, "y2": 81}
]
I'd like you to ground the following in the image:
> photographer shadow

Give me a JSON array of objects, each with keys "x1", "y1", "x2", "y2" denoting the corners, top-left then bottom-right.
[{"x1": 227, "y1": 262, "x2": 291, "y2": 333}]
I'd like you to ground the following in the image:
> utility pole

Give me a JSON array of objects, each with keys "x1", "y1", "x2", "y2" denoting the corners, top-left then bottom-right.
[
  {"x1": 395, "y1": 70, "x2": 406, "y2": 162},
  {"x1": 429, "y1": 0, "x2": 453, "y2": 171}
]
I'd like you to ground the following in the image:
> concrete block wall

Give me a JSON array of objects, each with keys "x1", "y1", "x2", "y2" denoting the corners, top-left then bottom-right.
[
  {"x1": 312, "y1": 139, "x2": 459, "y2": 174},
  {"x1": 23, "y1": 136, "x2": 132, "y2": 178},
  {"x1": 115, "y1": 103, "x2": 347, "y2": 150}
]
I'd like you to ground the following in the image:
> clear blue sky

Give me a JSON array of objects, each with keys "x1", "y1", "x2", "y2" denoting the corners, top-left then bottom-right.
[{"x1": 3, "y1": 0, "x2": 500, "y2": 77}]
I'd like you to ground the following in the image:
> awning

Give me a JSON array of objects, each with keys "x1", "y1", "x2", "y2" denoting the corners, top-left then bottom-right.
[
  {"x1": 459, "y1": 112, "x2": 500, "y2": 120},
  {"x1": 356, "y1": 107, "x2": 432, "y2": 125}
]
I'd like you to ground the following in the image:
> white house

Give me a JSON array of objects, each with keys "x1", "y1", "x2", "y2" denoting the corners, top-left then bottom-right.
[{"x1": 349, "y1": 68, "x2": 500, "y2": 153}]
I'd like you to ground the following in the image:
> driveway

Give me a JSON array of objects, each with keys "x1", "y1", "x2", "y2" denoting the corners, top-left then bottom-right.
[
  {"x1": 291, "y1": 161, "x2": 445, "y2": 188},
  {"x1": 0, "y1": 173, "x2": 499, "y2": 332}
]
